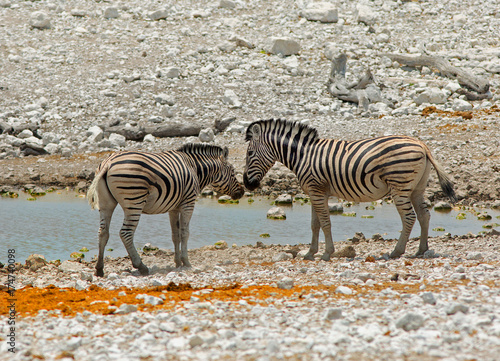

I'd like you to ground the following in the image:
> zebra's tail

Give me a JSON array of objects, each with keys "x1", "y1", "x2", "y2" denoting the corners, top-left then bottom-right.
[
  {"x1": 426, "y1": 147, "x2": 457, "y2": 204},
  {"x1": 87, "y1": 164, "x2": 109, "y2": 210}
]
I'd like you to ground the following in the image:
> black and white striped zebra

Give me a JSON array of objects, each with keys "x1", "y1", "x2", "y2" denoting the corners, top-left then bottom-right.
[
  {"x1": 243, "y1": 119, "x2": 456, "y2": 261},
  {"x1": 87, "y1": 144, "x2": 244, "y2": 276}
]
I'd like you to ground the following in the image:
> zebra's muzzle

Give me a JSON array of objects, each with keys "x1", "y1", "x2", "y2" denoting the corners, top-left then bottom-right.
[
  {"x1": 243, "y1": 172, "x2": 260, "y2": 191},
  {"x1": 231, "y1": 185, "x2": 245, "y2": 200}
]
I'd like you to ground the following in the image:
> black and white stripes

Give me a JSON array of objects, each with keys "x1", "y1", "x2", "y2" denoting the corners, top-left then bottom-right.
[
  {"x1": 87, "y1": 144, "x2": 244, "y2": 276},
  {"x1": 244, "y1": 119, "x2": 456, "y2": 260}
]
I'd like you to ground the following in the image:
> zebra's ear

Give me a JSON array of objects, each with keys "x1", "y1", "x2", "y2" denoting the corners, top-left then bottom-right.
[
  {"x1": 250, "y1": 124, "x2": 261, "y2": 140},
  {"x1": 222, "y1": 146, "x2": 229, "y2": 159}
]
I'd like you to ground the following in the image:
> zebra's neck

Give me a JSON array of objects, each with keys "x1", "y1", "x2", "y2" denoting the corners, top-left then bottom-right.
[
  {"x1": 182, "y1": 153, "x2": 219, "y2": 190},
  {"x1": 267, "y1": 131, "x2": 315, "y2": 174}
]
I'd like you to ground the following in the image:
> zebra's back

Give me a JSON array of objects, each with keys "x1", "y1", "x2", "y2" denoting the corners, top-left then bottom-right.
[
  {"x1": 103, "y1": 151, "x2": 196, "y2": 215},
  {"x1": 304, "y1": 136, "x2": 428, "y2": 202}
]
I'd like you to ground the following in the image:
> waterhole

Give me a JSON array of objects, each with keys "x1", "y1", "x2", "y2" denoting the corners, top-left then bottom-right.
[{"x1": 1, "y1": 191, "x2": 498, "y2": 263}]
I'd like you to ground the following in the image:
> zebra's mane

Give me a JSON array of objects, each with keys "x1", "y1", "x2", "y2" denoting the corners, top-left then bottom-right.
[
  {"x1": 245, "y1": 119, "x2": 319, "y2": 142},
  {"x1": 177, "y1": 143, "x2": 225, "y2": 157}
]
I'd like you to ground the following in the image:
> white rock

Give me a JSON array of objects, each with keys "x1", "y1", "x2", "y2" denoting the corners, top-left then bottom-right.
[
  {"x1": 324, "y1": 308, "x2": 343, "y2": 320},
  {"x1": 42, "y1": 132, "x2": 60, "y2": 145},
  {"x1": 30, "y1": 12, "x2": 51, "y2": 29},
  {"x1": 335, "y1": 286, "x2": 353, "y2": 295},
  {"x1": 275, "y1": 194, "x2": 292, "y2": 204},
  {"x1": 273, "y1": 252, "x2": 293, "y2": 262},
  {"x1": 229, "y1": 34, "x2": 255, "y2": 49},
  {"x1": 143, "y1": 295, "x2": 164, "y2": 306},
  {"x1": 269, "y1": 37, "x2": 300, "y2": 56},
  {"x1": 163, "y1": 67, "x2": 181, "y2": 78},
  {"x1": 452, "y1": 99, "x2": 473, "y2": 111},
  {"x1": 421, "y1": 292, "x2": 437, "y2": 305},
  {"x1": 396, "y1": 313, "x2": 424, "y2": 331},
  {"x1": 115, "y1": 304, "x2": 137, "y2": 315},
  {"x1": 283, "y1": 56, "x2": 299, "y2": 70},
  {"x1": 87, "y1": 125, "x2": 103, "y2": 142},
  {"x1": 109, "y1": 133, "x2": 126, "y2": 147},
  {"x1": 226, "y1": 123, "x2": 245, "y2": 133},
  {"x1": 445, "y1": 81, "x2": 462, "y2": 93},
  {"x1": 453, "y1": 14, "x2": 467, "y2": 26},
  {"x1": 143, "y1": 134, "x2": 155, "y2": 143},
  {"x1": 328, "y1": 202, "x2": 343, "y2": 213},
  {"x1": 324, "y1": 43, "x2": 341, "y2": 60},
  {"x1": 354, "y1": 5, "x2": 377, "y2": 25},
  {"x1": 17, "y1": 129, "x2": 33, "y2": 139},
  {"x1": 222, "y1": 89, "x2": 242, "y2": 108},
  {"x1": 199, "y1": 128, "x2": 215, "y2": 142},
  {"x1": 189, "y1": 335, "x2": 204, "y2": 348},
  {"x1": 71, "y1": 9, "x2": 87, "y2": 17},
  {"x1": 74, "y1": 280, "x2": 88, "y2": 291},
  {"x1": 104, "y1": 7, "x2": 119, "y2": 19},
  {"x1": 414, "y1": 87, "x2": 447, "y2": 105},
  {"x1": 219, "y1": 0, "x2": 236, "y2": 9},
  {"x1": 24, "y1": 137, "x2": 43, "y2": 148},
  {"x1": 149, "y1": 9, "x2": 169, "y2": 21},
  {"x1": 301, "y1": 2, "x2": 338, "y2": 23},
  {"x1": 445, "y1": 303, "x2": 469, "y2": 315},
  {"x1": 168, "y1": 337, "x2": 188, "y2": 348},
  {"x1": 154, "y1": 93, "x2": 176, "y2": 106},
  {"x1": 267, "y1": 206, "x2": 286, "y2": 219},
  {"x1": 44, "y1": 143, "x2": 60, "y2": 154},
  {"x1": 466, "y1": 252, "x2": 483, "y2": 260}
]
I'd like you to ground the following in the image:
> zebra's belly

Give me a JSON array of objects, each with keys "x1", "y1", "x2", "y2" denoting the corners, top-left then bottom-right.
[
  {"x1": 141, "y1": 189, "x2": 183, "y2": 215},
  {"x1": 328, "y1": 182, "x2": 390, "y2": 203}
]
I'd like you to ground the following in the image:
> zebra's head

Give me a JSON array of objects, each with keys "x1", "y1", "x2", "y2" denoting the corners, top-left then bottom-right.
[
  {"x1": 243, "y1": 122, "x2": 276, "y2": 191},
  {"x1": 212, "y1": 147, "x2": 245, "y2": 200}
]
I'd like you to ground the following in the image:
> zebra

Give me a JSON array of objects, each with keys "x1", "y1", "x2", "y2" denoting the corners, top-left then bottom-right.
[
  {"x1": 243, "y1": 119, "x2": 456, "y2": 261},
  {"x1": 87, "y1": 143, "x2": 244, "y2": 277}
]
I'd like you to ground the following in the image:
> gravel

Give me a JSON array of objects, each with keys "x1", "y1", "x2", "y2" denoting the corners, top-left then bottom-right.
[{"x1": 2, "y1": 233, "x2": 500, "y2": 360}]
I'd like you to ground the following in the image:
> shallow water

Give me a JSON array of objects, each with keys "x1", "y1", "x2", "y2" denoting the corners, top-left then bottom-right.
[{"x1": 1, "y1": 191, "x2": 498, "y2": 263}]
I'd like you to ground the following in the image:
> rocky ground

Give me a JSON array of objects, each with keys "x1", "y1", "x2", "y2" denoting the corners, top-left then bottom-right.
[
  {"x1": 1, "y1": 233, "x2": 500, "y2": 360},
  {"x1": 1, "y1": 0, "x2": 499, "y2": 203},
  {"x1": 1, "y1": 0, "x2": 500, "y2": 360}
]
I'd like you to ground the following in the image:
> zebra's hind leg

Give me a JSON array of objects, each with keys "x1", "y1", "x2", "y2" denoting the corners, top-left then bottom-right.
[
  {"x1": 168, "y1": 210, "x2": 182, "y2": 268},
  {"x1": 390, "y1": 193, "x2": 416, "y2": 259},
  {"x1": 411, "y1": 191, "x2": 431, "y2": 257},
  {"x1": 95, "y1": 205, "x2": 116, "y2": 277},
  {"x1": 120, "y1": 210, "x2": 149, "y2": 275},
  {"x1": 304, "y1": 206, "x2": 320, "y2": 261}
]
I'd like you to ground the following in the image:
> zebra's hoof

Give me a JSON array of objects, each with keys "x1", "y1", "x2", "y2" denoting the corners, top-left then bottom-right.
[
  {"x1": 303, "y1": 254, "x2": 315, "y2": 261},
  {"x1": 95, "y1": 269, "x2": 104, "y2": 277},
  {"x1": 138, "y1": 264, "x2": 149, "y2": 275},
  {"x1": 389, "y1": 251, "x2": 403, "y2": 259},
  {"x1": 320, "y1": 253, "x2": 331, "y2": 262},
  {"x1": 415, "y1": 248, "x2": 428, "y2": 257}
]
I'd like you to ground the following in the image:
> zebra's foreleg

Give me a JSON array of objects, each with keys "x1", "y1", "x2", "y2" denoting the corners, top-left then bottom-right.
[
  {"x1": 120, "y1": 211, "x2": 149, "y2": 275},
  {"x1": 390, "y1": 193, "x2": 416, "y2": 259},
  {"x1": 411, "y1": 191, "x2": 431, "y2": 256},
  {"x1": 168, "y1": 210, "x2": 182, "y2": 268},
  {"x1": 304, "y1": 206, "x2": 320, "y2": 260},
  {"x1": 179, "y1": 205, "x2": 194, "y2": 268},
  {"x1": 95, "y1": 206, "x2": 115, "y2": 277},
  {"x1": 310, "y1": 192, "x2": 335, "y2": 261}
]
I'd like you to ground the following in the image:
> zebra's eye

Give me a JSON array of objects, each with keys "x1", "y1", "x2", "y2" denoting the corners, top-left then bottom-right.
[{"x1": 247, "y1": 150, "x2": 255, "y2": 157}]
